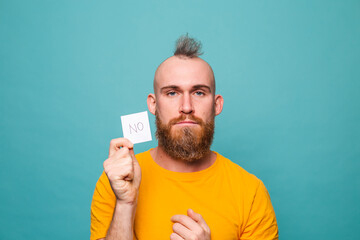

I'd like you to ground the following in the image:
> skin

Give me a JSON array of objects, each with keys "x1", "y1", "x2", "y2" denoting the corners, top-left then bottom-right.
[
  {"x1": 148, "y1": 56, "x2": 223, "y2": 172},
  {"x1": 101, "y1": 56, "x2": 223, "y2": 240},
  {"x1": 102, "y1": 138, "x2": 141, "y2": 240}
]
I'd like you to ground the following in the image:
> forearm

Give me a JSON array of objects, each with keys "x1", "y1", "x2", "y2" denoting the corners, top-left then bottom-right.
[{"x1": 105, "y1": 201, "x2": 137, "y2": 240}]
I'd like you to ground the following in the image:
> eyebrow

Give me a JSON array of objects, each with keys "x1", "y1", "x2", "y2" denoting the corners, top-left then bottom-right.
[
  {"x1": 160, "y1": 84, "x2": 212, "y2": 93},
  {"x1": 192, "y1": 84, "x2": 212, "y2": 93},
  {"x1": 160, "y1": 85, "x2": 181, "y2": 92}
]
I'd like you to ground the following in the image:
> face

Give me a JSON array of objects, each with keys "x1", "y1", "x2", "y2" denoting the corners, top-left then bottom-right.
[{"x1": 148, "y1": 56, "x2": 224, "y2": 161}]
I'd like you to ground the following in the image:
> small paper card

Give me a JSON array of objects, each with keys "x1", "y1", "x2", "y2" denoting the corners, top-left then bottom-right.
[{"x1": 120, "y1": 111, "x2": 152, "y2": 144}]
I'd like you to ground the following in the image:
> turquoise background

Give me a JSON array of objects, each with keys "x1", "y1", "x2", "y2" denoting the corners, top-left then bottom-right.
[{"x1": 1, "y1": 0, "x2": 359, "y2": 239}]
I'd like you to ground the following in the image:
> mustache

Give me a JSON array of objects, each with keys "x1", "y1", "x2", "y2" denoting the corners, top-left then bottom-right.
[{"x1": 168, "y1": 114, "x2": 204, "y2": 126}]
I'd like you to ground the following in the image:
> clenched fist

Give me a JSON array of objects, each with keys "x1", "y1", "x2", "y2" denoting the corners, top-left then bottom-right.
[{"x1": 103, "y1": 138, "x2": 142, "y2": 205}]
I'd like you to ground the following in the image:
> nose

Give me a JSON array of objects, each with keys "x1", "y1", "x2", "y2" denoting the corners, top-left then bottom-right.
[{"x1": 179, "y1": 93, "x2": 194, "y2": 114}]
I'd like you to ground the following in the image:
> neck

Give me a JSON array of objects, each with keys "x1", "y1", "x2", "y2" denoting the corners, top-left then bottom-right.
[{"x1": 150, "y1": 145, "x2": 216, "y2": 173}]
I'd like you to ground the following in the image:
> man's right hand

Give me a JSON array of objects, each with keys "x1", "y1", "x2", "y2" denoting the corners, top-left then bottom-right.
[{"x1": 103, "y1": 138, "x2": 142, "y2": 205}]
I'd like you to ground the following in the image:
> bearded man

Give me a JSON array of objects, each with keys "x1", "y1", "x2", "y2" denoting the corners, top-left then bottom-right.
[{"x1": 90, "y1": 35, "x2": 279, "y2": 240}]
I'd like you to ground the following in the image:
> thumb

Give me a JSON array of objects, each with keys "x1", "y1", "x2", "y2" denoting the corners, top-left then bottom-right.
[
  {"x1": 129, "y1": 148, "x2": 139, "y2": 167},
  {"x1": 129, "y1": 148, "x2": 136, "y2": 160},
  {"x1": 129, "y1": 148, "x2": 141, "y2": 183},
  {"x1": 187, "y1": 209, "x2": 200, "y2": 222},
  {"x1": 187, "y1": 209, "x2": 209, "y2": 231}
]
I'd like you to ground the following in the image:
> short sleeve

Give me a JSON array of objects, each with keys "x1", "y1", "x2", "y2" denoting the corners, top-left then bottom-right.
[
  {"x1": 90, "y1": 171, "x2": 116, "y2": 240},
  {"x1": 240, "y1": 180, "x2": 279, "y2": 240}
]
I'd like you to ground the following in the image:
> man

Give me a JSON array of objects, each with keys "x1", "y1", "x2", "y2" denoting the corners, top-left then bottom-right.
[{"x1": 91, "y1": 35, "x2": 278, "y2": 240}]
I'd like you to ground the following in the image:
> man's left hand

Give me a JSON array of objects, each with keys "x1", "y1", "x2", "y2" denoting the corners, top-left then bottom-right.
[{"x1": 170, "y1": 209, "x2": 211, "y2": 240}]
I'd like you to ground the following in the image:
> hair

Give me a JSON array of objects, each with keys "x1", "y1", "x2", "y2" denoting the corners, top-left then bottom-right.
[{"x1": 174, "y1": 34, "x2": 203, "y2": 58}]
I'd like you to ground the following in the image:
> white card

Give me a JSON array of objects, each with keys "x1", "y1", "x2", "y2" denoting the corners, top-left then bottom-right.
[{"x1": 121, "y1": 111, "x2": 152, "y2": 144}]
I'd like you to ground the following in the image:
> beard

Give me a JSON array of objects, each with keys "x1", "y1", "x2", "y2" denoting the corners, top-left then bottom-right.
[{"x1": 155, "y1": 112, "x2": 215, "y2": 163}]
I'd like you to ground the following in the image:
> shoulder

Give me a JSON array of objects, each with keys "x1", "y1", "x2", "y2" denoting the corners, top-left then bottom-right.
[
  {"x1": 215, "y1": 152, "x2": 264, "y2": 196},
  {"x1": 135, "y1": 150, "x2": 151, "y2": 161},
  {"x1": 216, "y1": 152, "x2": 260, "y2": 183},
  {"x1": 134, "y1": 149, "x2": 153, "y2": 168}
]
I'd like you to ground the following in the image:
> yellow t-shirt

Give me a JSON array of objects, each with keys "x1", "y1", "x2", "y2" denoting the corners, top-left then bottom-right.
[{"x1": 90, "y1": 150, "x2": 278, "y2": 240}]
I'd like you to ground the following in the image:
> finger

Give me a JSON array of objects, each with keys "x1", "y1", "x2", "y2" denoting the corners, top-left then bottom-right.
[
  {"x1": 104, "y1": 147, "x2": 130, "y2": 166},
  {"x1": 104, "y1": 155, "x2": 134, "y2": 180},
  {"x1": 109, "y1": 138, "x2": 134, "y2": 157},
  {"x1": 116, "y1": 148, "x2": 136, "y2": 181},
  {"x1": 171, "y1": 214, "x2": 202, "y2": 232},
  {"x1": 170, "y1": 232, "x2": 183, "y2": 240},
  {"x1": 187, "y1": 209, "x2": 210, "y2": 233},
  {"x1": 172, "y1": 222, "x2": 193, "y2": 239},
  {"x1": 104, "y1": 148, "x2": 134, "y2": 179},
  {"x1": 105, "y1": 164, "x2": 133, "y2": 181}
]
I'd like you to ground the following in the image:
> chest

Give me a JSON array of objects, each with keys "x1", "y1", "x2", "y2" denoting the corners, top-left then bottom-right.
[{"x1": 134, "y1": 173, "x2": 242, "y2": 239}]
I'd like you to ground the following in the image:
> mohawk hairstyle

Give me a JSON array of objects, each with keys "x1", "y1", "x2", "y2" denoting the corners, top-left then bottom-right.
[{"x1": 174, "y1": 34, "x2": 203, "y2": 58}]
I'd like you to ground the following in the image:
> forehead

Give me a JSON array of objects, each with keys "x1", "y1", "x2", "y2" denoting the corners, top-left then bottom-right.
[{"x1": 154, "y1": 56, "x2": 215, "y2": 91}]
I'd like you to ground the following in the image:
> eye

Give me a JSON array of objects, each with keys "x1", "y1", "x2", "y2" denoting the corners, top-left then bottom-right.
[
  {"x1": 194, "y1": 91, "x2": 205, "y2": 96},
  {"x1": 167, "y1": 91, "x2": 177, "y2": 96}
]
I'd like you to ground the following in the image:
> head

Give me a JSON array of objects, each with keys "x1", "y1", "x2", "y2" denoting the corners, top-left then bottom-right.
[{"x1": 147, "y1": 34, "x2": 224, "y2": 162}]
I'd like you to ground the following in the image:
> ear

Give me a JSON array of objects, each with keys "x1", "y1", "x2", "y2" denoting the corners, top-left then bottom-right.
[
  {"x1": 147, "y1": 93, "x2": 156, "y2": 115},
  {"x1": 214, "y1": 94, "x2": 224, "y2": 116}
]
